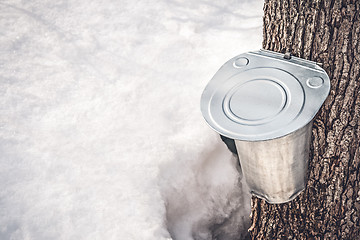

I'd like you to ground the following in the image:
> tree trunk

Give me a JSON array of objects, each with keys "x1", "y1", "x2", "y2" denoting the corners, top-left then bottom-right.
[{"x1": 249, "y1": 0, "x2": 360, "y2": 239}]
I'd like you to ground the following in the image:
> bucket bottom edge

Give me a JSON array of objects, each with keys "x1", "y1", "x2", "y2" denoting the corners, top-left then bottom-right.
[{"x1": 251, "y1": 187, "x2": 305, "y2": 204}]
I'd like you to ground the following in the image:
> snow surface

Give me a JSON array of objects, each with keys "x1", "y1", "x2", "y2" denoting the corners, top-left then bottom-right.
[{"x1": 0, "y1": 0, "x2": 263, "y2": 239}]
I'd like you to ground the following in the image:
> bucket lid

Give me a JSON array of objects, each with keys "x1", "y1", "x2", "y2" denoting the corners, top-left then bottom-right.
[{"x1": 200, "y1": 50, "x2": 330, "y2": 141}]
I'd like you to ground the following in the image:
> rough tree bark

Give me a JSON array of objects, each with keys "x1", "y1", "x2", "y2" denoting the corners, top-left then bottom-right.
[{"x1": 249, "y1": 0, "x2": 360, "y2": 239}]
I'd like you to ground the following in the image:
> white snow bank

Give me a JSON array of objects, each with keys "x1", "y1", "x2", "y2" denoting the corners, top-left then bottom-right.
[{"x1": 0, "y1": 0, "x2": 263, "y2": 239}]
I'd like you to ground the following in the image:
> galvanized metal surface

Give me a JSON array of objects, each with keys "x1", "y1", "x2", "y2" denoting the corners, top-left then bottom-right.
[
  {"x1": 200, "y1": 50, "x2": 330, "y2": 203},
  {"x1": 235, "y1": 121, "x2": 313, "y2": 203},
  {"x1": 200, "y1": 49, "x2": 330, "y2": 141}
]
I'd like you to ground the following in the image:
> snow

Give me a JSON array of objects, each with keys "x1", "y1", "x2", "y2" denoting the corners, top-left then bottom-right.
[{"x1": 0, "y1": 0, "x2": 263, "y2": 239}]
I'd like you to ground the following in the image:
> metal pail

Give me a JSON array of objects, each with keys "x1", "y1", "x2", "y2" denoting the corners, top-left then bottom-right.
[
  {"x1": 200, "y1": 50, "x2": 330, "y2": 203},
  {"x1": 235, "y1": 121, "x2": 313, "y2": 203}
]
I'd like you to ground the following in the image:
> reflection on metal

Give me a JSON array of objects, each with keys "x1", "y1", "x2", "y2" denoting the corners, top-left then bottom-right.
[{"x1": 200, "y1": 50, "x2": 330, "y2": 203}]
